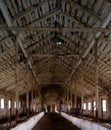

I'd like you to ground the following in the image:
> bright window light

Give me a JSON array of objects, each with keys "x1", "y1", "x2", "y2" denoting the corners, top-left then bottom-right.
[
  {"x1": 8, "y1": 100, "x2": 11, "y2": 109},
  {"x1": 1, "y1": 99, "x2": 4, "y2": 109},
  {"x1": 88, "y1": 102, "x2": 91, "y2": 110},
  {"x1": 56, "y1": 42, "x2": 62, "y2": 45},
  {"x1": 83, "y1": 103, "x2": 86, "y2": 110},
  {"x1": 102, "y1": 100, "x2": 106, "y2": 112},
  {"x1": 93, "y1": 101, "x2": 96, "y2": 111},
  {"x1": 14, "y1": 101, "x2": 16, "y2": 108}
]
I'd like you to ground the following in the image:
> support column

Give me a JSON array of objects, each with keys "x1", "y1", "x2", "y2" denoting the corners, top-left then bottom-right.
[
  {"x1": 74, "y1": 94, "x2": 77, "y2": 108},
  {"x1": 34, "y1": 86, "x2": 36, "y2": 113},
  {"x1": 67, "y1": 88, "x2": 71, "y2": 113},
  {"x1": 74, "y1": 82, "x2": 77, "y2": 108},
  {"x1": 34, "y1": 81, "x2": 37, "y2": 113},
  {"x1": 81, "y1": 65, "x2": 84, "y2": 117},
  {"x1": 9, "y1": 98, "x2": 12, "y2": 127},
  {"x1": 5, "y1": 94, "x2": 8, "y2": 118},
  {"x1": 26, "y1": 61, "x2": 29, "y2": 118},
  {"x1": 37, "y1": 85, "x2": 41, "y2": 113},
  {"x1": 65, "y1": 88, "x2": 67, "y2": 102},
  {"x1": 91, "y1": 94, "x2": 94, "y2": 117},
  {"x1": 70, "y1": 88, "x2": 72, "y2": 108},
  {"x1": 66, "y1": 88, "x2": 69, "y2": 113},
  {"x1": 15, "y1": 40, "x2": 19, "y2": 123},
  {"x1": 64, "y1": 88, "x2": 66, "y2": 103},
  {"x1": 95, "y1": 40, "x2": 99, "y2": 122},
  {"x1": 64, "y1": 87, "x2": 67, "y2": 112},
  {"x1": 31, "y1": 88, "x2": 34, "y2": 113},
  {"x1": 26, "y1": 91, "x2": 29, "y2": 118},
  {"x1": 107, "y1": 95, "x2": 111, "y2": 119},
  {"x1": 66, "y1": 88, "x2": 69, "y2": 103}
]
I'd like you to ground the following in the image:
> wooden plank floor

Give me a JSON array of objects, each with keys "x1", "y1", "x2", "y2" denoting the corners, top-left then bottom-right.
[{"x1": 32, "y1": 112, "x2": 81, "y2": 130}]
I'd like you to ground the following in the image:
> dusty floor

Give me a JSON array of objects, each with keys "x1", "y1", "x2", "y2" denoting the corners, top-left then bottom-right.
[{"x1": 32, "y1": 112, "x2": 81, "y2": 130}]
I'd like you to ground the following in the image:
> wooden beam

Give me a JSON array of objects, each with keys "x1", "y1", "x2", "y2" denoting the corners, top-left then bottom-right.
[
  {"x1": 13, "y1": 1, "x2": 50, "y2": 21},
  {"x1": 26, "y1": 34, "x2": 52, "y2": 51},
  {"x1": 0, "y1": 0, "x2": 38, "y2": 83},
  {"x1": 38, "y1": 83, "x2": 64, "y2": 85},
  {"x1": 37, "y1": 74, "x2": 67, "y2": 76},
  {"x1": 29, "y1": 54, "x2": 79, "y2": 57},
  {"x1": 64, "y1": 11, "x2": 111, "y2": 87},
  {"x1": 0, "y1": 26, "x2": 111, "y2": 32},
  {"x1": 61, "y1": 12, "x2": 86, "y2": 27},
  {"x1": 66, "y1": 0, "x2": 103, "y2": 21},
  {"x1": 28, "y1": 7, "x2": 59, "y2": 27}
]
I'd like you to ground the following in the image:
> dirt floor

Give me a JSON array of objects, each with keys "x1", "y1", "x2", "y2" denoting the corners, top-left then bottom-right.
[{"x1": 32, "y1": 112, "x2": 81, "y2": 130}]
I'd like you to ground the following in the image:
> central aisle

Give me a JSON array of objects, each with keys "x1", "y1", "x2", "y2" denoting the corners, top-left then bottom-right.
[{"x1": 32, "y1": 112, "x2": 81, "y2": 130}]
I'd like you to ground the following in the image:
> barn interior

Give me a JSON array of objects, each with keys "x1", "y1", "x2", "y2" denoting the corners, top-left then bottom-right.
[{"x1": 0, "y1": 0, "x2": 111, "y2": 130}]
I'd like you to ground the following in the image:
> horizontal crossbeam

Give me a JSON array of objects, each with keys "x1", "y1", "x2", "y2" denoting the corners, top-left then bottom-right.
[{"x1": 0, "y1": 26, "x2": 111, "y2": 32}]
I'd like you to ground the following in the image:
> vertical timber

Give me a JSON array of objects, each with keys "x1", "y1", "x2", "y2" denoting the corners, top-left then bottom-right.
[
  {"x1": 15, "y1": 40, "x2": 19, "y2": 123},
  {"x1": 81, "y1": 60, "x2": 84, "y2": 117},
  {"x1": 74, "y1": 82, "x2": 77, "y2": 108},
  {"x1": 34, "y1": 80, "x2": 37, "y2": 113},
  {"x1": 26, "y1": 61, "x2": 29, "y2": 118},
  {"x1": 31, "y1": 78, "x2": 34, "y2": 114},
  {"x1": 95, "y1": 39, "x2": 99, "y2": 122},
  {"x1": 26, "y1": 91, "x2": 29, "y2": 118}
]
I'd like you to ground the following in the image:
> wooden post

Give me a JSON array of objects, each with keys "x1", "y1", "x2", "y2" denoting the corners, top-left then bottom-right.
[
  {"x1": 15, "y1": 40, "x2": 19, "y2": 123},
  {"x1": 67, "y1": 88, "x2": 69, "y2": 103},
  {"x1": 81, "y1": 61, "x2": 84, "y2": 117},
  {"x1": 65, "y1": 87, "x2": 67, "y2": 102},
  {"x1": 64, "y1": 87, "x2": 67, "y2": 111},
  {"x1": 66, "y1": 88, "x2": 69, "y2": 112},
  {"x1": 74, "y1": 82, "x2": 77, "y2": 108},
  {"x1": 9, "y1": 98, "x2": 12, "y2": 127},
  {"x1": 91, "y1": 96, "x2": 94, "y2": 117},
  {"x1": 31, "y1": 90, "x2": 33, "y2": 113},
  {"x1": 70, "y1": 88, "x2": 72, "y2": 108},
  {"x1": 81, "y1": 74, "x2": 84, "y2": 117},
  {"x1": 34, "y1": 80, "x2": 37, "y2": 113},
  {"x1": 70, "y1": 78, "x2": 73, "y2": 108},
  {"x1": 26, "y1": 61, "x2": 29, "y2": 118},
  {"x1": 95, "y1": 40, "x2": 99, "y2": 122},
  {"x1": 26, "y1": 91, "x2": 29, "y2": 118},
  {"x1": 74, "y1": 95, "x2": 77, "y2": 108},
  {"x1": 5, "y1": 94, "x2": 8, "y2": 118}
]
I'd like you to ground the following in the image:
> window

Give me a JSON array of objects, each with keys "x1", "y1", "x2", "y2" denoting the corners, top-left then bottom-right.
[
  {"x1": 56, "y1": 42, "x2": 62, "y2": 45},
  {"x1": 1, "y1": 99, "x2": 4, "y2": 109},
  {"x1": 93, "y1": 101, "x2": 96, "y2": 111},
  {"x1": 88, "y1": 102, "x2": 91, "y2": 110},
  {"x1": 19, "y1": 102, "x2": 21, "y2": 108},
  {"x1": 8, "y1": 100, "x2": 11, "y2": 109},
  {"x1": 14, "y1": 101, "x2": 16, "y2": 108},
  {"x1": 84, "y1": 103, "x2": 86, "y2": 110},
  {"x1": 14, "y1": 102, "x2": 21, "y2": 108},
  {"x1": 102, "y1": 100, "x2": 106, "y2": 112}
]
